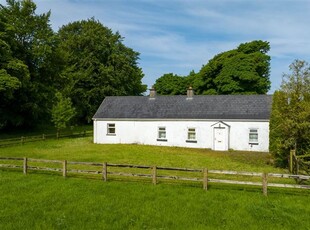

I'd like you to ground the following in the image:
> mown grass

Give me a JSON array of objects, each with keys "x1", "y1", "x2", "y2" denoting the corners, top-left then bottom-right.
[
  {"x1": 0, "y1": 125, "x2": 92, "y2": 139},
  {"x1": 0, "y1": 136, "x2": 281, "y2": 172},
  {"x1": 1, "y1": 137, "x2": 309, "y2": 229},
  {"x1": 0, "y1": 170, "x2": 309, "y2": 230}
]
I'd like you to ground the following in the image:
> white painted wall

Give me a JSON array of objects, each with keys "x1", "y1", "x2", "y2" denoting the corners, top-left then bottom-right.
[{"x1": 93, "y1": 119, "x2": 270, "y2": 152}]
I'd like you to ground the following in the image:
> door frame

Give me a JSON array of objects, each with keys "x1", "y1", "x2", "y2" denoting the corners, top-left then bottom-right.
[{"x1": 211, "y1": 121, "x2": 230, "y2": 151}]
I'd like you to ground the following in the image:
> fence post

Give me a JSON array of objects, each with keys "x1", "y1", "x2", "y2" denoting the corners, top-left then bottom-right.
[
  {"x1": 203, "y1": 168, "x2": 208, "y2": 190},
  {"x1": 83, "y1": 130, "x2": 86, "y2": 137},
  {"x1": 21, "y1": 136, "x2": 24, "y2": 145},
  {"x1": 23, "y1": 157, "x2": 27, "y2": 174},
  {"x1": 152, "y1": 166, "x2": 157, "y2": 185},
  {"x1": 102, "y1": 162, "x2": 107, "y2": 182},
  {"x1": 56, "y1": 131, "x2": 59, "y2": 139},
  {"x1": 42, "y1": 134, "x2": 45, "y2": 141},
  {"x1": 63, "y1": 160, "x2": 67, "y2": 178},
  {"x1": 262, "y1": 172, "x2": 268, "y2": 196}
]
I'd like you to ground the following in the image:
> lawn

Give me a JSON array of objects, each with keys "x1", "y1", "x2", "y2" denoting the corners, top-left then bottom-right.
[
  {"x1": 1, "y1": 170, "x2": 309, "y2": 230},
  {"x1": 0, "y1": 124, "x2": 93, "y2": 139},
  {"x1": 0, "y1": 136, "x2": 282, "y2": 172},
  {"x1": 0, "y1": 136, "x2": 309, "y2": 229}
]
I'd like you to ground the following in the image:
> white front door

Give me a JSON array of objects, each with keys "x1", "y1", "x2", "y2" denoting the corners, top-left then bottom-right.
[{"x1": 213, "y1": 127, "x2": 227, "y2": 151}]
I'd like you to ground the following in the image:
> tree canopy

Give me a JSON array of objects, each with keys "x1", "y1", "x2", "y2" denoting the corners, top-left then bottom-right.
[
  {"x1": 0, "y1": 0, "x2": 147, "y2": 130},
  {"x1": 269, "y1": 60, "x2": 310, "y2": 167},
  {"x1": 0, "y1": 0, "x2": 61, "y2": 129},
  {"x1": 153, "y1": 73, "x2": 188, "y2": 95},
  {"x1": 58, "y1": 18, "x2": 146, "y2": 123},
  {"x1": 153, "y1": 40, "x2": 271, "y2": 95},
  {"x1": 193, "y1": 40, "x2": 271, "y2": 95}
]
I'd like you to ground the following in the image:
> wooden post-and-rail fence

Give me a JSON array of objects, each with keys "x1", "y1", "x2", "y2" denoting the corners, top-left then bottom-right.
[
  {"x1": 0, "y1": 130, "x2": 93, "y2": 147},
  {"x1": 1, "y1": 157, "x2": 310, "y2": 196},
  {"x1": 290, "y1": 150, "x2": 310, "y2": 175}
]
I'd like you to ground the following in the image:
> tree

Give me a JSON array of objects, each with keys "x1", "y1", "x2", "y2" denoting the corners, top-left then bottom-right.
[
  {"x1": 0, "y1": 0, "x2": 62, "y2": 129},
  {"x1": 193, "y1": 40, "x2": 271, "y2": 95},
  {"x1": 51, "y1": 92, "x2": 76, "y2": 132},
  {"x1": 58, "y1": 18, "x2": 146, "y2": 123},
  {"x1": 269, "y1": 60, "x2": 310, "y2": 167},
  {"x1": 0, "y1": 37, "x2": 23, "y2": 103},
  {"x1": 153, "y1": 73, "x2": 188, "y2": 95}
]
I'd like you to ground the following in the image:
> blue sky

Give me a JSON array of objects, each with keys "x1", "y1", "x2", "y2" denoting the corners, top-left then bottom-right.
[{"x1": 2, "y1": 0, "x2": 310, "y2": 93}]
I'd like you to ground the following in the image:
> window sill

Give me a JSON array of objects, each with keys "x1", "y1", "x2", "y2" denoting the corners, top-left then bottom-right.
[
  {"x1": 186, "y1": 140, "x2": 197, "y2": 143},
  {"x1": 157, "y1": 138, "x2": 167, "y2": 142},
  {"x1": 249, "y1": 142, "x2": 259, "y2": 145},
  {"x1": 107, "y1": 134, "x2": 116, "y2": 136}
]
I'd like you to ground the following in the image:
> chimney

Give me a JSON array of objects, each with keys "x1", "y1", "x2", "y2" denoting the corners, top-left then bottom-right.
[
  {"x1": 149, "y1": 86, "x2": 156, "y2": 99},
  {"x1": 187, "y1": 86, "x2": 194, "y2": 99}
]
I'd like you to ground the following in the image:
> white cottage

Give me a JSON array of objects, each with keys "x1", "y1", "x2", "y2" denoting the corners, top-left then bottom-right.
[{"x1": 93, "y1": 88, "x2": 273, "y2": 152}]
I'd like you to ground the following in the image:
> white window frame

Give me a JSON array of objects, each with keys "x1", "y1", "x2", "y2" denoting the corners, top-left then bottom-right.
[
  {"x1": 249, "y1": 128, "x2": 258, "y2": 144},
  {"x1": 107, "y1": 123, "x2": 116, "y2": 135},
  {"x1": 186, "y1": 127, "x2": 197, "y2": 143},
  {"x1": 157, "y1": 127, "x2": 167, "y2": 141}
]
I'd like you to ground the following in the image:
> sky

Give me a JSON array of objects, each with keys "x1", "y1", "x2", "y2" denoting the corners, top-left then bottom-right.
[{"x1": 1, "y1": 0, "x2": 310, "y2": 93}]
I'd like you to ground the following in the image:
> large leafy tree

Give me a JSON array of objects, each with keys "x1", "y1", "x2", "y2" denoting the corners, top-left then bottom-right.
[
  {"x1": 193, "y1": 40, "x2": 271, "y2": 95},
  {"x1": 0, "y1": 0, "x2": 62, "y2": 129},
  {"x1": 153, "y1": 73, "x2": 188, "y2": 95},
  {"x1": 0, "y1": 30, "x2": 23, "y2": 117},
  {"x1": 58, "y1": 19, "x2": 146, "y2": 123},
  {"x1": 270, "y1": 60, "x2": 310, "y2": 167}
]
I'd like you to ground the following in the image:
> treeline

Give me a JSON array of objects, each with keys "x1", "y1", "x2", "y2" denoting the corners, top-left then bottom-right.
[
  {"x1": 270, "y1": 60, "x2": 310, "y2": 167},
  {"x1": 154, "y1": 40, "x2": 271, "y2": 95},
  {"x1": 0, "y1": 0, "x2": 273, "y2": 130},
  {"x1": 0, "y1": 0, "x2": 146, "y2": 130}
]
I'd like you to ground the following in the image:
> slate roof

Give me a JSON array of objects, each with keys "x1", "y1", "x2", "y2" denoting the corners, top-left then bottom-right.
[{"x1": 93, "y1": 95, "x2": 273, "y2": 120}]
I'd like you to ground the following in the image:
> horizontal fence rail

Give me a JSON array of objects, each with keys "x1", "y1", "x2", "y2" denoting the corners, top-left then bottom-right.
[
  {"x1": 0, "y1": 131, "x2": 93, "y2": 147},
  {"x1": 0, "y1": 156, "x2": 310, "y2": 196},
  {"x1": 289, "y1": 150, "x2": 310, "y2": 175}
]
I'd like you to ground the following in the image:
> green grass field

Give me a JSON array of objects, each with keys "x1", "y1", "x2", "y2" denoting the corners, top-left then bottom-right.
[
  {"x1": 1, "y1": 136, "x2": 310, "y2": 229},
  {"x1": 0, "y1": 125, "x2": 93, "y2": 139},
  {"x1": 0, "y1": 136, "x2": 281, "y2": 172}
]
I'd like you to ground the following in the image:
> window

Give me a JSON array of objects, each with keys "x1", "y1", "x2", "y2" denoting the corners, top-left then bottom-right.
[
  {"x1": 107, "y1": 123, "x2": 116, "y2": 135},
  {"x1": 249, "y1": 129, "x2": 258, "y2": 143},
  {"x1": 157, "y1": 127, "x2": 167, "y2": 141},
  {"x1": 186, "y1": 128, "x2": 197, "y2": 143}
]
